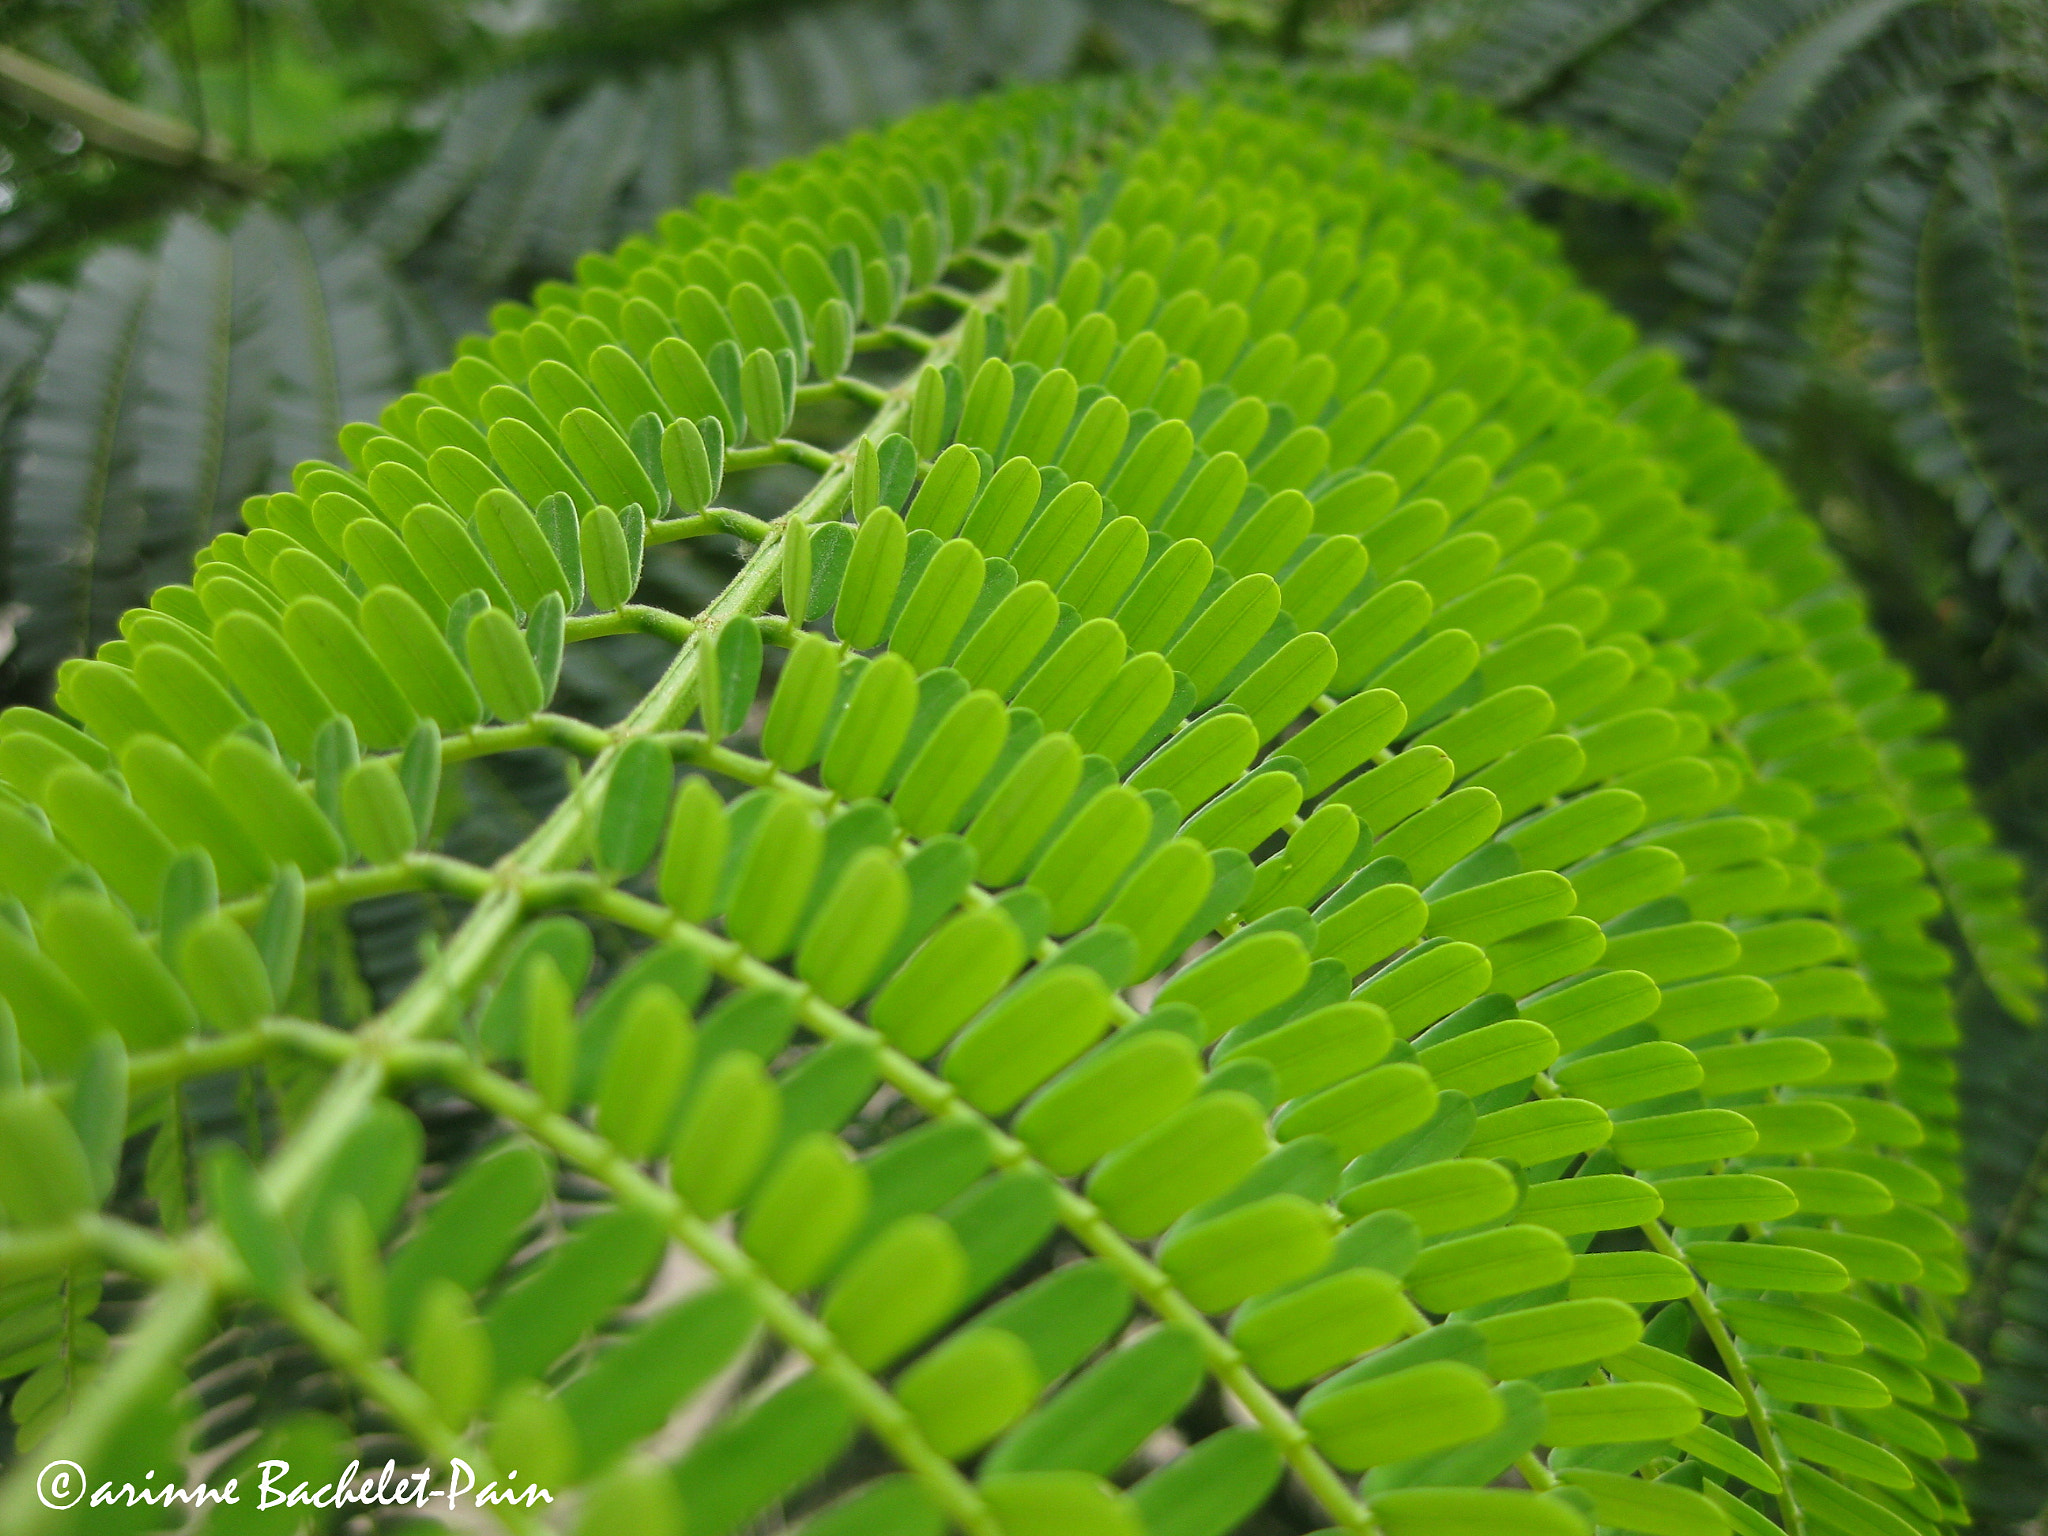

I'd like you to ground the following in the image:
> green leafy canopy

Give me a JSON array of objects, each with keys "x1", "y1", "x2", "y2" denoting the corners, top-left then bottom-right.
[{"x1": 0, "y1": 57, "x2": 2028, "y2": 1536}]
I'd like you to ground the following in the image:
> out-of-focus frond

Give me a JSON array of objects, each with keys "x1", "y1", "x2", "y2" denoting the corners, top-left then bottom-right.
[
  {"x1": 377, "y1": 0, "x2": 1211, "y2": 290},
  {"x1": 1433, "y1": 15, "x2": 2048, "y2": 1523},
  {"x1": 1435, "y1": 0, "x2": 1674, "y2": 107},
  {"x1": 1675, "y1": 5, "x2": 1996, "y2": 432},
  {"x1": 1855, "y1": 94, "x2": 2048, "y2": 609},
  {"x1": 2, "y1": 210, "x2": 431, "y2": 681},
  {"x1": 1292, "y1": 60, "x2": 1674, "y2": 207}
]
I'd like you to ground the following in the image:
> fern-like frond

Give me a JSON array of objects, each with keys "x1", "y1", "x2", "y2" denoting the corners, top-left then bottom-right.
[
  {"x1": 1288, "y1": 64, "x2": 1673, "y2": 209},
  {"x1": 0, "y1": 0, "x2": 1208, "y2": 707},
  {"x1": 0, "y1": 61, "x2": 2008, "y2": 1536},
  {"x1": 1846, "y1": 103, "x2": 2048, "y2": 1020},
  {"x1": 1431, "y1": 0, "x2": 2041, "y2": 1012},
  {"x1": 1410, "y1": 8, "x2": 2047, "y2": 1526},
  {"x1": 9, "y1": 242, "x2": 157, "y2": 686},
  {"x1": 1523, "y1": 0, "x2": 1902, "y2": 186},
  {"x1": 1434, "y1": 0, "x2": 1673, "y2": 108},
  {"x1": 1957, "y1": 1003, "x2": 2048, "y2": 1527},
  {"x1": 1855, "y1": 92, "x2": 2048, "y2": 581},
  {"x1": 374, "y1": 0, "x2": 1213, "y2": 287},
  {"x1": 1670, "y1": 2, "x2": 1993, "y2": 429},
  {"x1": 1, "y1": 209, "x2": 432, "y2": 684}
]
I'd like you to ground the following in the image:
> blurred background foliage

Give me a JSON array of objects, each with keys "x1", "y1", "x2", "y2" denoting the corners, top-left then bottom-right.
[{"x1": 4, "y1": 0, "x2": 2048, "y2": 1525}]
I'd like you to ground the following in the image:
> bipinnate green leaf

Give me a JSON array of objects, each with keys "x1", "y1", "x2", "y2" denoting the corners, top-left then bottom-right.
[
  {"x1": 985, "y1": 1324, "x2": 1204, "y2": 1479},
  {"x1": 1475, "y1": 1299, "x2": 1642, "y2": 1379},
  {"x1": 1157, "y1": 1193, "x2": 1334, "y2": 1312},
  {"x1": 35, "y1": 889, "x2": 194, "y2": 1049},
  {"x1": 942, "y1": 965, "x2": 1114, "y2": 1115},
  {"x1": 869, "y1": 905, "x2": 1027, "y2": 1057},
  {"x1": 1339, "y1": 1157, "x2": 1519, "y2": 1234},
  {"x1": 725, "y1": 793, "x2": 823, "y2": 960},
  {"x1": 708, "y1": 618, "x2": 765, "y2": 742},
  {"x1": 980, "y1": 1472, "x2": 1141, "y2": 1536},
  {"x1": 1605, "y1": 1343, "x2": 1744, "y2": 1417},
  {"x1": 662, "y1": 418, "x2": 714, "y2": 515},
  {"x1": 252, "y1": 861, "x2": 306, "y2": 999},
  {"x1": 1555, "y1": 1470, "x2": 1725, "y2": 1536},
  {"x1": 1405, "y1": 1225, "x2": 1574, "y2": 1312},
  {"x1": 0, "y1": 62, "x2": 2006, "y2": 1536},
  {"x1": 810, "y1": 299, "x2": 856, "y2": 380},
  {"x1": 1274, "y1": 1061, "x2": 1438, "y2": 1161},
  {"x1": 836, "y1": 507, "x2": 908, "y2": 651},
  {"x1": 1087, "y1": 1092, "x2": 1271, "y2": 1240}
]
